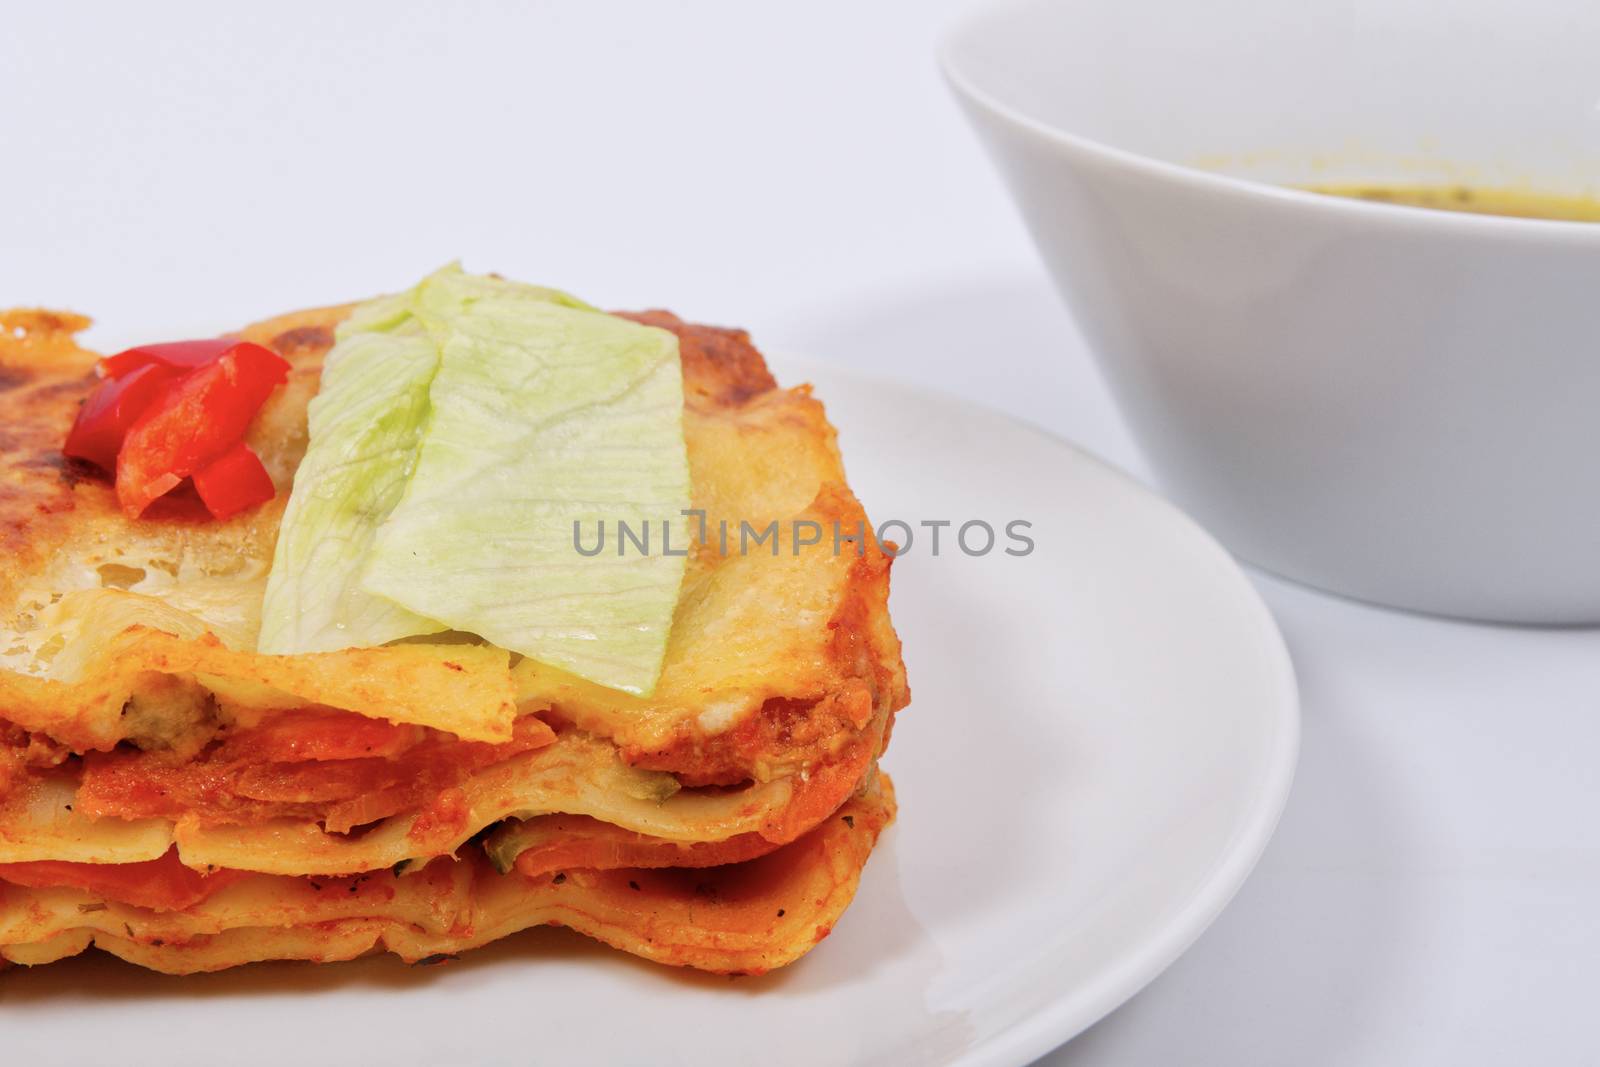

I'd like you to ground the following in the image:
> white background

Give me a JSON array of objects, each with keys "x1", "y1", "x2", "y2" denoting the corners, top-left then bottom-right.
[{"x1": 5, "y1": 2, "x2": 1599, "y2": 1063}]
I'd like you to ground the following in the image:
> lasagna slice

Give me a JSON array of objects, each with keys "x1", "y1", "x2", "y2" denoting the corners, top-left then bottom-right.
[{"x1": 0, "y1": 301, "x2": 908, "y2": 976}]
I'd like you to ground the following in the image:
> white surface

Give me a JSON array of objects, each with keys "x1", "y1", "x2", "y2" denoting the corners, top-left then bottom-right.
[
  {"x1": 0, "y1": 360, "x2": 1298, "y2": 1067},
  {"x1": 2, "y1": 2, "x2": 1598, "y2": 1063},
  {"x1": 943, "y1": 0, "x2": 1600, "y2": 623}
]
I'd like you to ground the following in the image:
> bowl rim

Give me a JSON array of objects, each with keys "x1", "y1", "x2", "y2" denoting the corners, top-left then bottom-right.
[{"x1": 938, "y1": 0, "x2": 1600, "y2": 244}]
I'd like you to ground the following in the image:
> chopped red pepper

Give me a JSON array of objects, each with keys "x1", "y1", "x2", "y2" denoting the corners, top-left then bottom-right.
[
  {"x1": 99, "y1": 338, "x2": 240, "y2": 380},
  {"x1": 64, "y1": 336, "x2": 290, "y2": 520},
  {"x1": 191, "y1": 441, "x2": 277, "y2": 520},
  {"x1": 115, "y1": 341, "x2": 290, "y2": 519},
  {"x1": 62, "y1": 362, "x2": 181, "y2": 472}
]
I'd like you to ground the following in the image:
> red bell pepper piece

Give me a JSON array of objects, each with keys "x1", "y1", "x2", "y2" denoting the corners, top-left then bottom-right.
[
  {"x1": 191, "y1": 442, "x2": 277, "y2": 520},
  {"x1": 62, "y1": 362, "x2": 181, "y2": 473},
  {"x1": 99, "y1": 338, "x2": 240, "y2": 380},
  {"x1": 115, "y1": 342, "x2": 290, "y2": 518}
]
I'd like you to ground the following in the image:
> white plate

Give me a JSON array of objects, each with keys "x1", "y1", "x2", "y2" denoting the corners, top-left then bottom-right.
[{"x1": 2, "y1": 360, "x2": 1299, "y2": 1066}]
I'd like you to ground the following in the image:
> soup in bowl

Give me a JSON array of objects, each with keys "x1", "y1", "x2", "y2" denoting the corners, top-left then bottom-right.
[{"x1": 942, "y1": 0, "x2": 1600, "y2": 623}]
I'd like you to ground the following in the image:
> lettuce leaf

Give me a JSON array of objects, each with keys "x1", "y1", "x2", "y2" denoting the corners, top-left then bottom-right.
[
  {"x1": 361, "y1": 272, "x2": 690, "y2": 695},
  {"x1": 257, "y1": 307, "x2": 446, "y2": 654}
]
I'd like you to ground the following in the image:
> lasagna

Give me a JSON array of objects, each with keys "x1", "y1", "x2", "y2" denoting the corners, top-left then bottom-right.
[{"x1": 0, "y1": 296, "x2": 908, "y2": 976}]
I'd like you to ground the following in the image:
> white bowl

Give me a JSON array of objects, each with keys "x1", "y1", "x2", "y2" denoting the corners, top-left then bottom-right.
[{"x1": 941, "y1": 0, "x2": 1600, "y2": 623}]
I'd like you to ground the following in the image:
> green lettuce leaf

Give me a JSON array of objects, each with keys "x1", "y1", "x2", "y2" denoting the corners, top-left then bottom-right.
[
  {"x1": 257, "y1": 305, "x2": 447, "y2": 654},
  {"x1": 361, "y1": 271, "x2": 690, "y2": 695}
]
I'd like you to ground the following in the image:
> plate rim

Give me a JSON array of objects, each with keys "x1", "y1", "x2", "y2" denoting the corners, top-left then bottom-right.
[{"x1": 781, "y1": 355, "x2": 1302, "y2": 1065}]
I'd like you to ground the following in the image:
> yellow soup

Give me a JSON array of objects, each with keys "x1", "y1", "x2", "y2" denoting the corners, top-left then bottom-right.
[{"x1": 1300, "y1": 184, "x2": 1600, "y2": 222}]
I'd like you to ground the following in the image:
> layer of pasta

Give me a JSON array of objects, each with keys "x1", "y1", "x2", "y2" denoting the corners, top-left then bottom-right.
[{"x1": 0, "y1": 778, "x2": 894, "y2": 975}]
